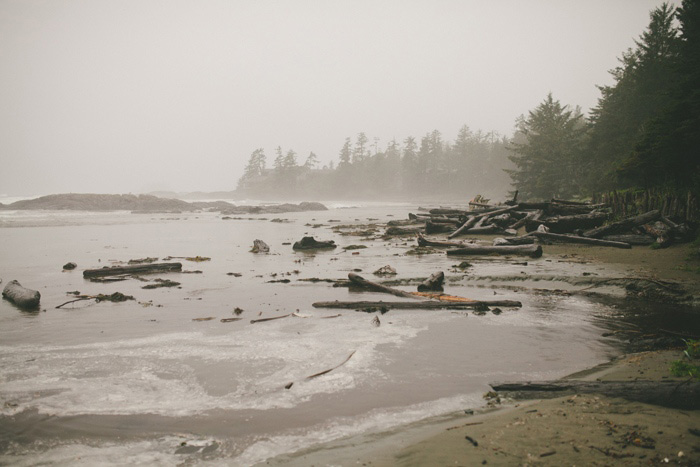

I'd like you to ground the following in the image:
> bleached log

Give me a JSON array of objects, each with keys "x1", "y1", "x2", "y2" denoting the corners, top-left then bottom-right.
[
  {"x1": 527, "y1": 231, "x2": 631, "y2": 248},
  {"x1": 2, "y1": 280, "x2": 41, "y2": 310},
  {"x1": 446, "y1": 244, "x2": 543, "y2": 258},
  {"x1": 83, "y1": 262, "x2": 182, "y2": 278}
]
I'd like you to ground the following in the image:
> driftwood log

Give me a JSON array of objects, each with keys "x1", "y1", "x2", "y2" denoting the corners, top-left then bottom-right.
[
  {"x1": 542, "y1": 212, "x2": 608, "y2": 233},
  {"x1": 83, "y1": 262, "x2": 182, "y2": 278},
  {"x1": 292, "y1": 236, "x2": 336, "y2": 250},
  {"x1": 490, "y1": 380, "x2": 700, "y2": 410},
  {"x1": 527, "y1": 231, "x2": 631, "y2": 249},
  {"x1": 417, "y1": 233, "x2": 468, "y2": 248},
  {"x1": 417, "y1": 271, "x2": 445, "y2": 292},
  {"x1": 583, "y1": 210, "x2": 660, "y2": 238},
  {"x1": 493, "y1": 236, "x2": 536, "y2": 246},
  {"x1": 601, "y1": 234, "x2": 655, "y2": 245},
  {"x1": 449, "y1": 205, "x2": 520, "y2": 239},
  {"x1": 313, "y1": 300, "x2": 522, "y2": 310},
  {"x1": 425, "y1": 221, "x2": 455, "y2": 235},
  {"x1": 446, "y1": 244, "x2": 543, "y2": 258},
  {"x1": 2, "y1": 280, "x2": 41, "y2": 310},
  {"x1": 348, "y1": 273, "x2": 417, "y2": 299}
]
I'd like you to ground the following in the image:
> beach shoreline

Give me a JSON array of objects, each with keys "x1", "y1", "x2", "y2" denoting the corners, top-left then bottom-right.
[{"x1": 263, "y1": 242, "x2": 700, "y2": 466}]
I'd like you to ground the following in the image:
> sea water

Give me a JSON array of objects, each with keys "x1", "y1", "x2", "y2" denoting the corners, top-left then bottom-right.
[{"x1": 0, "y1": 203, "x2": 621, "y2": 465}]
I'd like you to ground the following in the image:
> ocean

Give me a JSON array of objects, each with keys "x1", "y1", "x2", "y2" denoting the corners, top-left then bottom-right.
[{"x1": 0, "y1": 202, "x2": 622, "y2": 465}]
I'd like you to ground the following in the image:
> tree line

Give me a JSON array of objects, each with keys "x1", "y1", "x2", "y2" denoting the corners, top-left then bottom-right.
[
  {"x1": 239, "y1": 0, "x2": 699, "y2": 202},
  {"x1": 509, "y1": 0, "x2": 699, "y2": 200},
  {"x1": 237, "y1": 128, "x2": 513, "y2": 200}
]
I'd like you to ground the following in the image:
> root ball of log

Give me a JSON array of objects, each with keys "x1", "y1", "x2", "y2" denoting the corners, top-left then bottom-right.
[
  {"x1": 2, "y1": 280, "x2": 41, "y2": 310},
  {"x1": 417, "y1": 271, "x2": 445, "y2": 292}
]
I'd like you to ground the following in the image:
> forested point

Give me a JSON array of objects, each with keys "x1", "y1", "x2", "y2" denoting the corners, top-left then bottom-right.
[{"x1": 238, "y1": 0, "x2": 699, "y2": 203}]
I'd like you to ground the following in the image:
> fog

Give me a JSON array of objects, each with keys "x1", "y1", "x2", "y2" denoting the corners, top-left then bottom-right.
[{"x1": 0, "y1": 0, "x2": 674, "y2": 197}]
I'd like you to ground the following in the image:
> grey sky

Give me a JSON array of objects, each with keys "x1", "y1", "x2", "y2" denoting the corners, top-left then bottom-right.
[{"x1": 0, "y1": 0, "x2": 676, "y2": 196}]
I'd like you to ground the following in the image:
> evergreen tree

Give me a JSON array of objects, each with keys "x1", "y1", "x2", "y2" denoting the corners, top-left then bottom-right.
[
  {"x1": 585, "y1": 3, "x2": 679, "y2": 191},
  {"x1": 338, "y1": 138, "x2": 351, "y2": 168},
  {"x1": 507, "y1": 94, "x2": 587, "y2": 200},
  {"x1": 303, "y1": 151, "x2": 319, "y2": 169},
  {"x1": 622, "y1": 0, "x2": 700, "y2": 189}
]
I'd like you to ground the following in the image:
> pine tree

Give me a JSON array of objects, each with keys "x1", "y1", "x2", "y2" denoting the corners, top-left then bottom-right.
[{"x1": 507, "y1": 94, "x2": 587, "y2": 200}]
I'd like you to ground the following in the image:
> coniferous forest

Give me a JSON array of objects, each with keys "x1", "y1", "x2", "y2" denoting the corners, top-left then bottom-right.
[{"x1": 238, "y1": 1, "x2": 699, "y2": 202}]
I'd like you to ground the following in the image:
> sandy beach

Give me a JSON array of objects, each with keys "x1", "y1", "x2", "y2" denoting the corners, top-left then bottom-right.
[{"x1": 264, "y1": 241, "x2": 700, "y2": 466}]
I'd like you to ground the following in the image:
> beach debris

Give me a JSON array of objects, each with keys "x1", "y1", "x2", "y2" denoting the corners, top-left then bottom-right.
[
  {"x1": 250, "y1": 239, "x2": 270, "y2": 253},
  {"x1": 250, "y1": 313, "x2": 291, "y2": 324},
  {"x1": 373, "y1": 265, "x2": 397, "y2": 276},
  {"x1": 284, "y1": 382, "x2": 294, "y2": 390},
  {"x1": 220, "y1": 318, "x2": 242, "y2": 323},
  {"x1": 62, "y1": 262, "x2": 77, "y2": 270},
  {"x1": 185, "y1": 256, "x2": 210, "y2": 262},
  {"x1": 233, "y1": 307, "x2": 244, "y2": 315},
  {"x1": 464, "y1": 435, "x2": 479, "y2": 447},
  {"x1": 321, "y1": 314, "x2": 342, "y2": 319},
  {"x1": 142, "y1": 278, "x2": 181, "y2": 289},
  {"x1": 292, "y1": 236, "x2": 336, "y2": 250},
  {"x1": 371, "y1": 315, "x2": 380, "y2": 327},
  {"x1": 192, "y1": 317, "x2": 215, "y2": 321},
  {"x1": 292, "y1": 311, "x2": 312, "y2": 318},
  {"x1": 128, "y1": 257, "x2": 158, "y2": 264},
  {"x1": 305, "y1": 350, "x2": 356, "y2": 380},
  {"x1": 55, "y1": 292, "x2": 134, "y2": 309},
  {"x1": 313, "y1": 300, "x2": 521, "y2": 310},
  {"x1": 343, "y1": 244, "x2": 367, "y2": 250},
  {"x1": 227, "y1": 272, "x2": 242, "y2": 277},
  {"x1": 417, "y1": 271, "x2": 445, "y2": 292},
  {"x1": 2, "y1": 280, "x2": 41, "y2": 310},
  {"x1": 83, "y1": 262, "x2": 182, "y2": 278}
]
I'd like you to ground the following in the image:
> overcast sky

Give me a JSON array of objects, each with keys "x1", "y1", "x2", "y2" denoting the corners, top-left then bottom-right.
[{"x1": 0, "y1": 0, "x2": 677, "y2": 196}]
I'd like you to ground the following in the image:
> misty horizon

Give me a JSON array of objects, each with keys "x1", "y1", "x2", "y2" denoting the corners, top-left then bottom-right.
[{"x1": 1, "y1": 0, "x2": 677, "y2": 197}]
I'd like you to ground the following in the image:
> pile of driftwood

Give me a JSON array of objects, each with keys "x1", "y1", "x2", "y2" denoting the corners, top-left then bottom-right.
[{"x1": 392, "y1": 196, "x2": 694, "y2": 254}]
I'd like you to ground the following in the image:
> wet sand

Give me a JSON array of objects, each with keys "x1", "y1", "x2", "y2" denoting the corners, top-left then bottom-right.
[{"x1": 264, "y1": 242, "x2": 700, "y2": 466}]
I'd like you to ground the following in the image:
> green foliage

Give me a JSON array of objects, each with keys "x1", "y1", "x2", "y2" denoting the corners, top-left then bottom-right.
[
  {"x1": 670, "y1": 339, "x2": 700, "y2": 379},
  {"x1": 670, "y1": 360, "x2": 700, "y2": 378}
]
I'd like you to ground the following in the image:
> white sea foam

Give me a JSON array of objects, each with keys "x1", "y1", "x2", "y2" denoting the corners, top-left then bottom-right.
[{"x1": 0, "y1": 313, "x2": 435, "y2": 417}]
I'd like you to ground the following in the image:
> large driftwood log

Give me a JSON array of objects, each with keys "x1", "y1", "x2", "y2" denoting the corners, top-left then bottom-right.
[
  {"x1": 543, "y1": 212, "x2": 608, "y2": 233},
  {"x1": 417, "y1": 271, "x2": 445, "y2": 292},
  {"x1": 490, "y1": 380, "x2": 700, "y2": 410},
  {"x1": 83, "y1": 262, "x2": 182, "y2": 278},
  {"x1": 2, "y1": 280, "x2": 41, "y2": 310},
  {"x1": 527, "y1": 231, "x2": 631, "y2": 249},
  {"x1": 601, "y1": 234, "x2": 655, "y2": 245},
  {"x1": 583, "y1": 210, "x2": 661, "y2": 238},
  {"x1": 446, "y1": 244, "x2": 543, "y2": 258},
  {"x1": 313, "y1": 300, "x2": 522, "y2": 310},
  {"x1": 417, "y1": 233, "x2": 468, "y2": 248},
  {"x1": 348, "y1": 273, "x2": 418, "y2": 299}
]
